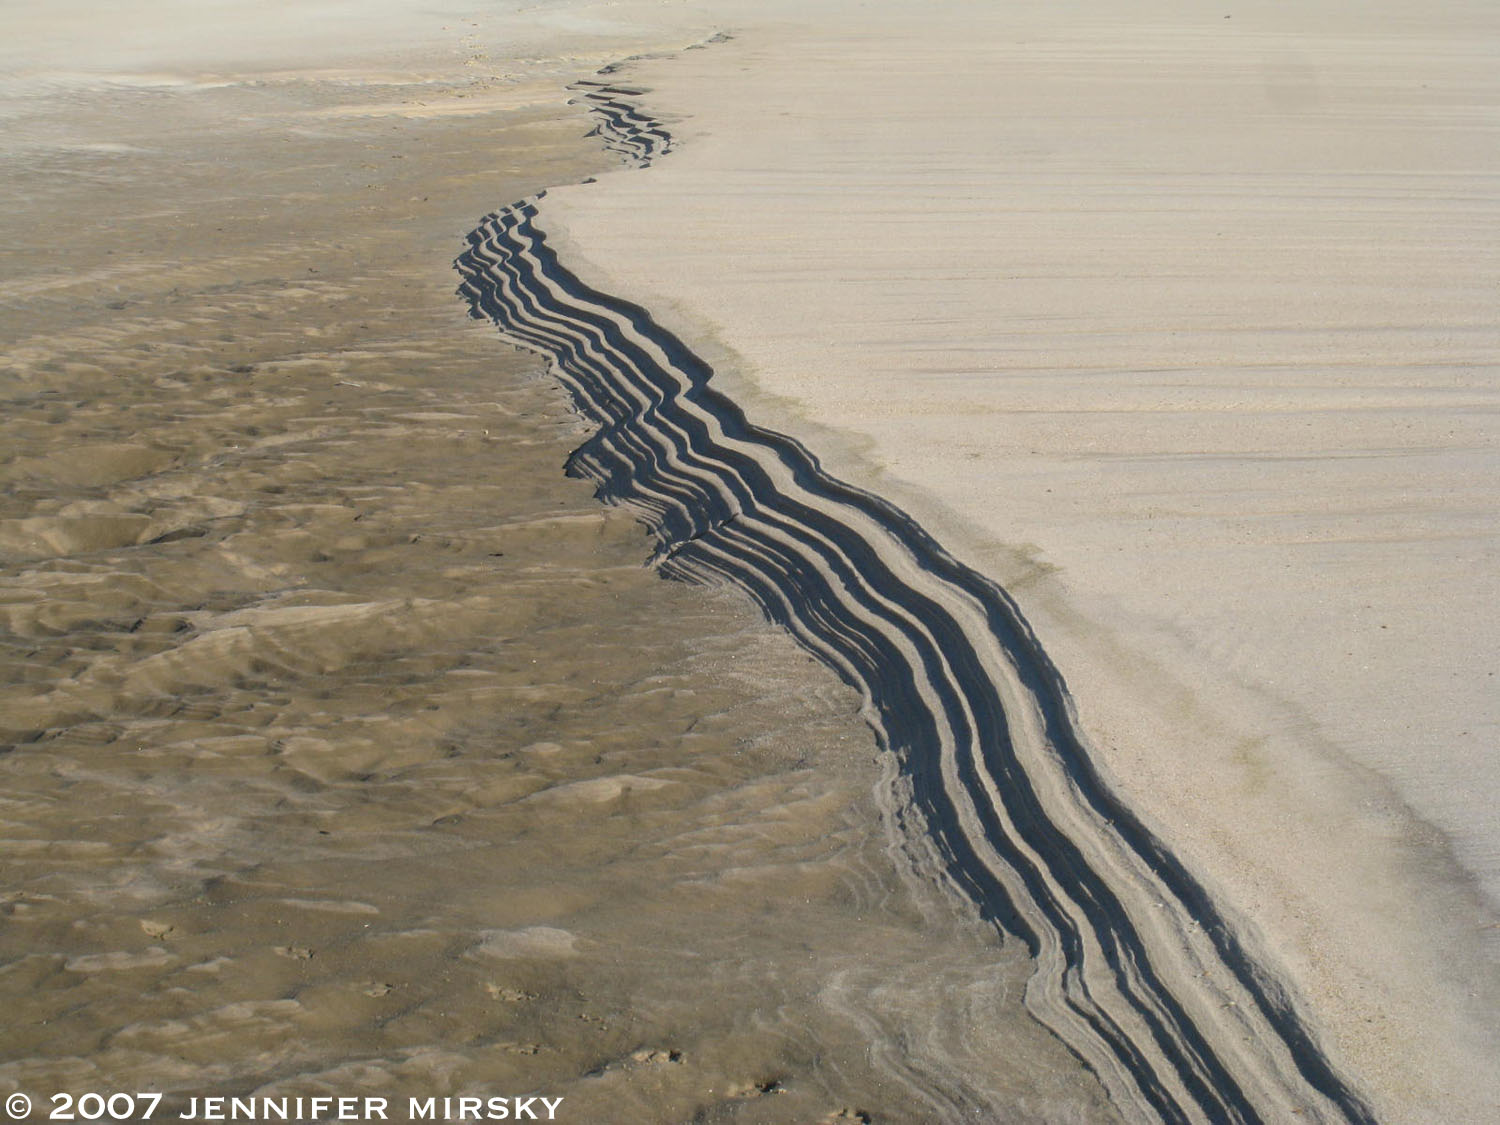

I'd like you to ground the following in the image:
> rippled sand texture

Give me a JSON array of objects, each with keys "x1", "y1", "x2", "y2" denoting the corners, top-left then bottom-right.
[
  {"x1": 536, "y1": 4, "x2": 1500, "y2": 1119},
  {"x1": 457, "y1": 71, "x2": 1377, "y2": 1121},
  {"x1": 0, "y1": 38, "x2": 1111, "y2": 1125}
]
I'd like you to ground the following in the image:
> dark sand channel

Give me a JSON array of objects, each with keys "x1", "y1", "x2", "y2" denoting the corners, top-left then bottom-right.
[{"x1": 0, "y1": 57, "x2": 1108, "y2": 1124}]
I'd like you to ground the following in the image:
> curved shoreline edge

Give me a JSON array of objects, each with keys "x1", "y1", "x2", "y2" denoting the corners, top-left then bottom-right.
[{"x1": 455, "y1": 69, "x2": 1375, "y2": 1125}]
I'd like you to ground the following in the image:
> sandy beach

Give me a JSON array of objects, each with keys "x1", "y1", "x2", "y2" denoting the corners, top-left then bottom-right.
[
  {"x1": 532, "y1": 1, "x2": 1500, "y2": 1119},
  {"x1": 3, "y1": 0, "x2": 1498, "y2": 1122},
  {"x1": 0, "y1": 3, "x2": 1105, "y2": 1122}
]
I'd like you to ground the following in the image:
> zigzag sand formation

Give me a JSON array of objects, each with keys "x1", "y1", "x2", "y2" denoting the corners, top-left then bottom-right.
[{"x1": 456, "y1": 63, "x2": 1376, "y2": 1124}]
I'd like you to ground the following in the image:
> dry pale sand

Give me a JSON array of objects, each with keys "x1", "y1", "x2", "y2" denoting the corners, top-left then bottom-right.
[{"x1": 528, "y1": 0, "x2": 1500, "y2": 1120}]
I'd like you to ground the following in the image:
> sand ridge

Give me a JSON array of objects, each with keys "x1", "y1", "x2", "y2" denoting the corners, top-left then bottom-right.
[
  {"x1": 531, "y1": 2, "x2": 1500, "y2": 1120},
  {"x1": 458, "y1": 79, "x2": 1375, "y2": 1121}
]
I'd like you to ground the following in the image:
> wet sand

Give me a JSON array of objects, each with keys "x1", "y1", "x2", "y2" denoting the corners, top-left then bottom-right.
[{"x1": 0, "y1": 11, "x2": 1110, "y2": 1125}]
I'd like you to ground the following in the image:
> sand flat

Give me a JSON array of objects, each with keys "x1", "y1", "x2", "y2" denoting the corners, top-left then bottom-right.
[
  {"x1": 536, "y1": 0, "x2": 1500, "y2": 1118},
  {"x1": 6, "y1": 0, "x2": 1498, "y2": 1119}
]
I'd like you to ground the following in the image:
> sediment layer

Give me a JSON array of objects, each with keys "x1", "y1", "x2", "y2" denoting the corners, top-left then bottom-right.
[{"x1": 455, "y1": 70, "x2": 1375, "y2": 1125}]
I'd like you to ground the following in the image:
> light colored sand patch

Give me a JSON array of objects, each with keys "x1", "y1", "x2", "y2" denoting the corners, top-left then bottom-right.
[
  {"x1": 113, "y1": 1000, "x2": 304, "y2": 1046},
  {"x1": 275, "y1": 899, "x2": 381, "y2": 915},
  {"x1": 536, "y1": 0, "x2": 1500, "y2": 1118},
  {"x1": 523, "y1": 773, "x2": 677, "y2": 806},
  {"x1": 311, "y1": 82, "x2": 569, "y2": 119},
  {"x1": 206, "y1": 600, "x2": 409, "y2": 632},
  {"x1": 63, "y1": 948, "x2": 175, "y2": 973},
  {"x1": 0, "y1": 0, "x2": 720, "y2": 92},
  {"x1": 469, "y1": 927, "x2": 578, "y2": 960}
]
